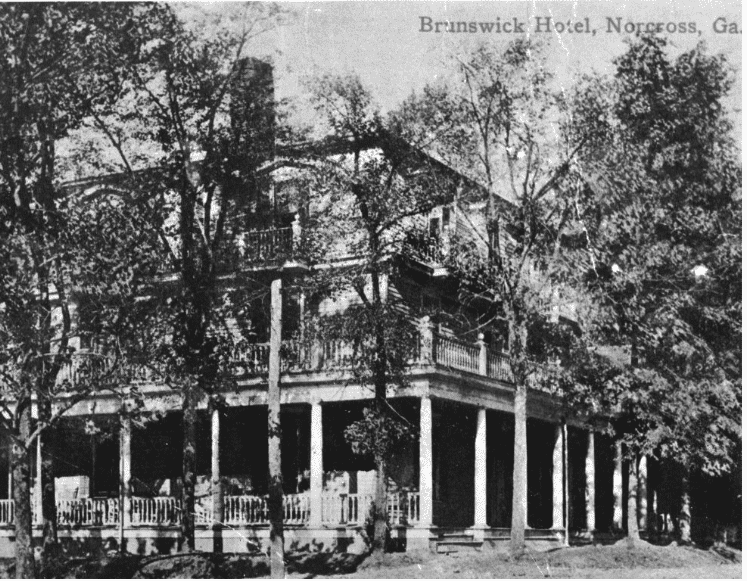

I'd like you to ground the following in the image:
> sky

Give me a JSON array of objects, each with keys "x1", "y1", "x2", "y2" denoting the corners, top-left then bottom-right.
[{"x1": 234, "y1": 0, "x2": 743, "y2": 131}]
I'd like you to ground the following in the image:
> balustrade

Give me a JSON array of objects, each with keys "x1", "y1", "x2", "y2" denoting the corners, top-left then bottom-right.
[
  {"x1": 487, "y1": 349, "x2": 512, "y2": 382},
  {"x1": 0, "y1": 500, "x2": 13, "y2": 526},
  {"x1": 223, "y1": 494, "x2": 309, "y2": 525},
  {"x1": 130, "y1": 496, "x2": 181, "y2": 526},
  {"x1": 195, "y1": 496, "x2": 213, "y2": 526},
  {"x1": 239, "y1": 227, "x2": 294, "y2": 262},
  {"x1": 0, "y1": 491, "x2": 420, "y2": 528},
  {"x1": 435, "y1": 335, "x2": 481, "y2": 374},
  {"x1": 57, "y1": 498, "x2": 119, "y2": 526},
  {"x1": 321, "y1": 492, "x2": 421, "y2": 526}
]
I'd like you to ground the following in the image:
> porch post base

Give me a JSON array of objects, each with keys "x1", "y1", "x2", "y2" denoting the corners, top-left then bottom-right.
[
  {"x1": 406, "y1": 525, "x2": 437, "y2": 550},
  {"x1": 469, "y1": 525, "x2": 491, "y2": 542}
]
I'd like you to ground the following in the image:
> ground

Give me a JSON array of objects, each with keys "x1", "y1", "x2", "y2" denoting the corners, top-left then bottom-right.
[
  {"x1": 340, "y1": 542, "x2": 741, "y2": 579},
  {"x1": 0, "y1": 541, "x2": 740, "y2": 578}
]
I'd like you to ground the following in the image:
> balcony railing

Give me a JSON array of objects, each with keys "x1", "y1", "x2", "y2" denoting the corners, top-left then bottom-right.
[
  {"x1": 435, "y1": 335, "x2": 481, "y2": 374},
  {"x1": 39, "y1": 318, "x2": 555, "y2": 394}
]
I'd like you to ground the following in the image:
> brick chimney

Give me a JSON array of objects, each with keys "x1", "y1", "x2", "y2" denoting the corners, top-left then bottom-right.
[{"x1": 230, "y1": 58, "x2": 275, "y2": 172}]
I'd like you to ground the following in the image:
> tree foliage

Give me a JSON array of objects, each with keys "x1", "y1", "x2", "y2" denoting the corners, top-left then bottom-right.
[{"x1": 570, "y1": 36, "x2": 741, "y2": 482}]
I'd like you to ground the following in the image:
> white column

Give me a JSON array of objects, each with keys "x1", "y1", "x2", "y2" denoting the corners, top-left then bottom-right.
[
  {"x1": 473, "y1": 408, "x2": 487, "y2": 529},
  {"x1": 585, "y1": 431, "x2": 596, "y2": 532},
  {"x1": 552, "y1": 425, "x2": 564, "y2": 529},
  {"x1": 637, "y1": 455, "x2": 648, "y2": 532},
  {"x1": 120, "y1": 416, "x2": 132, "y2": 528},
  {"x1": 418, "y1": 397, "x2": 433, "y2": 527},
  {"x1": 34, "y1": 436, "x2": 42, "y2": 525},
  {"x1": 309, "y1": 402, "x2": 323, "y2": 527},
  {"x1": 211, "y1": 409, "x2": 222, "y2": 527},
  {"x1": 612, "y1": 440, "x2": 623, "y2": 531}
]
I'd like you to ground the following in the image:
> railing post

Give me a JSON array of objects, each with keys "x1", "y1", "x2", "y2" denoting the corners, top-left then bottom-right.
[
  {"x1": 311, "y1": 336, "x2": 322, "y2": 370},
  {"x1": 292, "y1": 213, "x2": 302, "y2": 254},
  {"x1": 419, "y1": 316, "x2": 434, "y2": 364},
  {"x1": 477, "y1": 333, "x2": 487, "y2": 376}
]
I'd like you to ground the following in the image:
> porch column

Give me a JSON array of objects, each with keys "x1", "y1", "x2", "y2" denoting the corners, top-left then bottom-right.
[
  {"x1": 612, "y1": 440, "x2": 623, "y2": 531},
  {"x1": 637, "y1": 455, "x2": 648, "y2": 533},
  {"x1": 552, "y1": 425, "x2": 564, "y2": 530},
  {"x1": 120, "y1": 416, "x2": 132, "y2": 528},
  {"x1": 585, "y1": 431, "x2": 595, "y2": 532},
  {"x1": 309, "y1": 401, "x2": 323, "y2": 527},
  {"x1": 211, "y1": 409, "x2": 222, "y2": 527},
  {"x1": 34, "y1": 436, "x2": 42, "y2": 525},
  {"x1": 418, "y1": 396, "x2": 433, "y2": 527},
  {"x1": 473, "y1": 408, "x2": 487, "y2": 530}
]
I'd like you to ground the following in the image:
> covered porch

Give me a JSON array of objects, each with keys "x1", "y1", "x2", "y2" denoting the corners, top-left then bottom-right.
[{"x1": 0, "y1": 395, "x2": 639, "y2": 555}]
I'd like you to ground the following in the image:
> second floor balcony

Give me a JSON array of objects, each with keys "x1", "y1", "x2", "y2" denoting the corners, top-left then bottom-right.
[{"x1": 46, "y1": 321, "x2": 556, "y2": 397}]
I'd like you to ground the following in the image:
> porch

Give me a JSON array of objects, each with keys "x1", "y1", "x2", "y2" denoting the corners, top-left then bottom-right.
[{"x1": 0, "y1": 396, "x2": 639, "y2": 556}]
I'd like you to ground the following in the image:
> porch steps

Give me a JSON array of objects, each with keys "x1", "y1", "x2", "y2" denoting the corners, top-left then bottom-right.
[
  {"x1": 435, "y1": 534, "x2": 483, "y2": 554},
  {"x1": 434, "y1": 529, "x2": 563, "y2": 553}
]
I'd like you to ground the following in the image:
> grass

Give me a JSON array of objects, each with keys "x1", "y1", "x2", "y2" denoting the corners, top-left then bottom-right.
[{"x1": 0, "y1": 540, "x2": 740, "y2": 578}]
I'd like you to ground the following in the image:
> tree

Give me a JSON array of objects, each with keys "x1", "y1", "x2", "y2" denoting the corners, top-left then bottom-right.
[
  {"x1": 568, "y1": 35, "x2": 741, "y2": 543},
  {"x1": 305, "y1": 74, "x2": 450, "y2": 553},
  {"x1": 75, "y1": 2, "x2": 290, "y2": 557},
  {"x1": 0, "y1": 4, "x2": 166, "y2": 575},
  {"x1": 396, "y1": 39, "x2": 601, "y2": 556}
]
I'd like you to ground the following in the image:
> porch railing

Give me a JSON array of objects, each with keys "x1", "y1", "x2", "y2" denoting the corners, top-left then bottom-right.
[
  {"x1": 0, "y1": 500, "x2": 13, "y2": 526},
  {"x1": 57, "y1": 498, "x2": 119, "y2": 526},
  {"x1": 223, "y1": 493, "x2": 310, "y2": 525},
  {"x1": 321, "y1": 492, "x2": 420, "y2": 526},
  {"x1": 0, "y1": 492, "x2": 420, "y2": 528},
  {"x1": 130, "y1": 496, "x2": 181, "y2": 526}
]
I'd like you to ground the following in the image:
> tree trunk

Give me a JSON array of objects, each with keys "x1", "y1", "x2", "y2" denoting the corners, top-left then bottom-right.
[
  {"x1": 371, "y1": 452, "x2": 388, "y2": 554},
  {"x1": 370, "y1": 271, "x2": 389, "y2": 555},
  {"x1": 626, "y1": 456, "x2": 639, "y2": 541},
  {"x1": 678, "y1": 468, "x2": 691, "y2": 544},
  {"x1": 37, "y1": 402, "x2": 58, "y2": 558},
  {"x1": 267, "y1": 277, "x2": 284, "y2": 578},
  {"x1": 13, "y1": 401, "x2": 35, "y2": 579},
  {"x1": 510, "y1": 382, "x2": 527, "y2": 557},
  {"x1": 181, "y1": 384, "x2": 197, "y2": 551}
]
